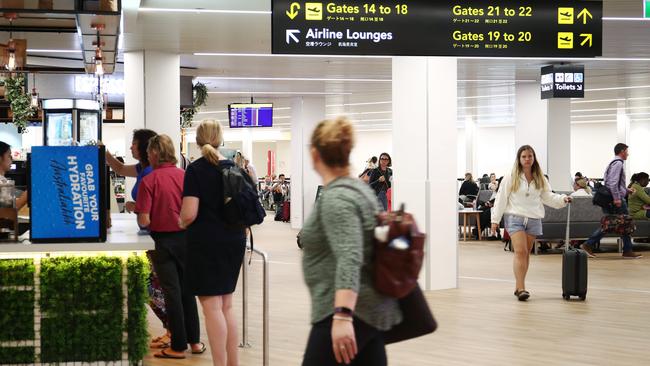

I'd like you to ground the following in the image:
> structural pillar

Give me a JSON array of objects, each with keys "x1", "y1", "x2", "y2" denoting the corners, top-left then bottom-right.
[
  {"x1": 515, "y1": 83, "x2": 572, "y2": 191},
  {"x1": 547, "y1": 99, "x2": 571, "y2": 191},
  {"x1": 515, "y1": 83, "x2": 548, "y2": 171},
  {"x1": 392, "y1": 57, "x2": 458, "y2": 291},
  {"x1": 124, "y1": 50, "x2": 180, "y2": 157},
  {"x1": 290, "y1": 97, "x2": 325, "y2": 229},
  {"x1": 617, "y1": 101, "x2": 630, "y2": 144},
  {"x1": 465, "y1": 116, "x2": 477, "y2": 177}
]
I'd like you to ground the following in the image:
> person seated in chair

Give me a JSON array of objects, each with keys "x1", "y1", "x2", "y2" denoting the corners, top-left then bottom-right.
[
  {"x1": 571, "y1": 178, "x2": 592, "y2": 197},
  {"x1": 459, "y1": 172, "x2": 479, "y2": 202},
  {"x1": 628, "y1": 172, "x2": 650, "y2": 220}
]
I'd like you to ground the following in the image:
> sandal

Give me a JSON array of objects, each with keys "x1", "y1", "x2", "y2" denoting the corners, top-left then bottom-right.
[
  {"x1": 191, "y1": 342, "x2": 206, "y2": 354},
  {"x1": 514, "y1": 289, "x2": 530, "y2": 301},
  {"x1": 154, "y1": 349, "x2": 186, "y2": 359}
]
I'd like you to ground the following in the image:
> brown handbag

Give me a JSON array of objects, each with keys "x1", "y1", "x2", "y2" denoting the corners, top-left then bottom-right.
[{"x1": 373, "y1": 207, "x2": 426, "y2": 298}]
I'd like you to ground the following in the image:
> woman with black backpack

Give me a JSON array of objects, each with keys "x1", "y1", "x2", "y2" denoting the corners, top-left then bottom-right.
[{"x1": 179, "y1": 120, "x2": 246, "y2": 366}]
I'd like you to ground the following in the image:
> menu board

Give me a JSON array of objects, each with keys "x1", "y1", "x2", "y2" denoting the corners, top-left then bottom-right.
[
  {"x1": 30, "y1": 146, "x2": 107, "y2": 242},
  {"x1": 272, "y1": 0, "x2": 602, "y2": 57}
]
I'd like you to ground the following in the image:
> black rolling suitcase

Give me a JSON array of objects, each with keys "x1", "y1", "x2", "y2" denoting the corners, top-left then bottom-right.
[{"x1": 562, "y1": 203, "x2": 588, "y2": 301}]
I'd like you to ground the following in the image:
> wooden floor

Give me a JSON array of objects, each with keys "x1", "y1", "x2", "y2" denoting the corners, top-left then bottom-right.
[{"x1": 145, "y1": 217, "x2": 650, "y2": 366}]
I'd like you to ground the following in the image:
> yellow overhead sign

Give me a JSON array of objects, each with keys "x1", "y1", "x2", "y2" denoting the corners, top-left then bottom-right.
[
  {"x1": 305, "y1": 3, "x2": 323, "y2": 20},
  {"x1": 558, "y1": 8, "x2": 574, "y2": 24},
  {"x1": 557, "y1": 32, "x2": 573, "y2": 49}
]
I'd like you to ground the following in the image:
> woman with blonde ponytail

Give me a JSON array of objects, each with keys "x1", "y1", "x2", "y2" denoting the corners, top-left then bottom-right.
[
  {"x1": 179, "y1": 120, "x2": 246, "y2": 366},
  {"x1": 491, "y1": 145, "x2": 571, "y2": 301}
]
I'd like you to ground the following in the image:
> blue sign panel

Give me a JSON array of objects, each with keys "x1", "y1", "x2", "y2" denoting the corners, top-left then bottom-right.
[{"x1": 31, "y1": 146, "x2": 102, "y2": 240}]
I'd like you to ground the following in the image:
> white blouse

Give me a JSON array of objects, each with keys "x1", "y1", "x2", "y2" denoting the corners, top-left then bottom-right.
[{"x1": 491, "y1": 173, "x2": 567, "y2": 224}]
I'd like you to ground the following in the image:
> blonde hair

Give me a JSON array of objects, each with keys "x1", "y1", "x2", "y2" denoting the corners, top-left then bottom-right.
[
  {"x1": 510, "y1": 145, "x2": 547, "y2": 194},
  {"x1": 196, "y1": 120, "x2": 223, "y2": 166},
  {"x1": 310, "y1": 117, "x2": 355, "y2": 168},
  {"x1": 147, "y1": 134, "x2": 177, "y2": 165}
]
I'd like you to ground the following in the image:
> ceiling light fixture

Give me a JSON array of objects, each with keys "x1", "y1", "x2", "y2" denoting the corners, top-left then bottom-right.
[
  {"x1": 458, "y1": 104, "x2": 514, "y2": 109},
  {"x1": 327, "y1": 110, "x2": 392, "y2": 116},
  {"x1": 458, "y1": 93, "x2": 515, "y2": 99},
  {"x1": 198, "y1": 76, "x2": 391, "y2": 82},
  {"x1": 139, "y1": 7, "x2": 271, "y2": 15},
  {"x1": 207, "y1": 91, "x2": 352, "y2": 95},
  {"x1": 573, "y1": 106, "x2": 650, "y2": 113},
  {"x1": 571, "y1": 113, "x2": 617, "y2": 118},
  {"x1": 571, "y1": 98, "x2": 625, "y2": 104},
  {"x1": 326, "y1": 101, "x2": 392, "y2": 107},
  {"x1": 92, "y1": 23, "x2": 105, "y2": 77},
  {"x1": 30, "y1": 73, "x2": 39, "y2": 108},
  {"x1": 458, "y1": 79, "x2": 536, "y2": 83},
  {"x1": 26, "y1": 49, "x2": 80, "y2": 53},
  {"x1": 4, "y1": 13, "x2": 17, "y2": 71},
  {"x1": 586, "y1": 85, "x2": 650, "y2": 92}
]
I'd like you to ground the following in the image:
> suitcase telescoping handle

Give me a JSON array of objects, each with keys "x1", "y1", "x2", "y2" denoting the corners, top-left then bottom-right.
[{"x1": 565, "y1": 202, "x2": 571, "y2": 253}]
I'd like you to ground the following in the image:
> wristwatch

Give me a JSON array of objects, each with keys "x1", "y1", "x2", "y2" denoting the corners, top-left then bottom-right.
[{"x1": 334, "y1": 307, "x2": 354, "y2": 317}]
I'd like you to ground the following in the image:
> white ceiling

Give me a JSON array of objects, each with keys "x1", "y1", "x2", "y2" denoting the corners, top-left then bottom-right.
[{"x1": 10, "y1": 0, "x2": 650, "y2": 130}]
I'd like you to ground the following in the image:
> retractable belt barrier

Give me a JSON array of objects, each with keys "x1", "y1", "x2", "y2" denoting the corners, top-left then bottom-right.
[{"x1": 239, "y1": 246, "x2": 269, "y2": 366}]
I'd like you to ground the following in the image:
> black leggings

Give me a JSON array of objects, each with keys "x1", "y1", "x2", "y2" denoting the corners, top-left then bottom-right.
[{"x1": 302, "y1": 316, "x2": 387, "y2": 366}]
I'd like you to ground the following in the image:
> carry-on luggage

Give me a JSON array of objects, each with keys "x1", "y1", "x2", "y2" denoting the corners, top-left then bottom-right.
[
  {"x1": 562, "y1": 203, "x2": 588, "y2": 301},
  {"x1": 281, "y1": 200, "x2": 290, "y2": 222}
]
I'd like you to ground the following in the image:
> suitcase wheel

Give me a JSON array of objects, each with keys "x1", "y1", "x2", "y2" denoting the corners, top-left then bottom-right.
[
  {"x1": 579, "y1": 294, "x2": 586, "y2": 301},
  {"x1": 562, "y1": 294, "x2": 570, "y2": 301}
]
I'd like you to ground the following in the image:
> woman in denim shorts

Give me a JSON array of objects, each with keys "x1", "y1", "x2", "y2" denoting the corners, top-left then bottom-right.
[{"x1": 491, "y1": 145, "x2": 571, "y2": 301}]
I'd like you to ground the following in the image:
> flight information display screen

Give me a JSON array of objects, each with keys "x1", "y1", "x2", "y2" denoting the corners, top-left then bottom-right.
[{"x1": 229, "y1": 103, "x2": 274, "y2": 128}]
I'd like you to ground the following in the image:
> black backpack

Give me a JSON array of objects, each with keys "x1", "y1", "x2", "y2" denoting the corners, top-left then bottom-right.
[{"x1": 220, "y1": 165, "x2": 266, "y2": 228}]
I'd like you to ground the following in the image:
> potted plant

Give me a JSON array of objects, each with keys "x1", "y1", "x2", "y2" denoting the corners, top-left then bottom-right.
[
  {"x1": 4, "y1": 74, "x2": 36, "y2": 134},
  {"x1": 180, "y1": 82, "x2": 208, "y2": 129}
]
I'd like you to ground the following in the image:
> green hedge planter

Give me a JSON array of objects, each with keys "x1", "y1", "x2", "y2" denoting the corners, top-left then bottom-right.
[{"x1": 0, "y1": 255, "x2": 149, "y2": 365}]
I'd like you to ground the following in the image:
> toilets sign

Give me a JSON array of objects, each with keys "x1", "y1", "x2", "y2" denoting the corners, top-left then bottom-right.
[{"x1": 272, "y1": 0, "x2": 603, "y2": 57}]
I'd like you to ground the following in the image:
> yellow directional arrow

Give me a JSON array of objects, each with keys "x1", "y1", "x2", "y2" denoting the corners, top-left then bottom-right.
[
  {"x1": 286, "y1": 2, "x2": 300, "y2": 20},
  {"x1": 577, "y1": 8, "x2": 593, "y2": 24},
  {"x1": 580, "y1": 33, "x2": 593, "y2": 47}
]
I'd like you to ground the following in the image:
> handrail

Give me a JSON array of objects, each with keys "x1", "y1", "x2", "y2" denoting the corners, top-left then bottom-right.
[{"x1": 239, "y1": 246, "x2": 269, "y2": 366}]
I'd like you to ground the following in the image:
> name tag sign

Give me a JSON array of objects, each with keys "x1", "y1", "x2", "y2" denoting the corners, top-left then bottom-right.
[
  {"x1": 272, "y1": 0, "x2": 603, "y2": 57},
  {"x1": 541, "y1": 64, "x2": 585, "y2": 99},
  {"x1": 30, "y1": 146, "x2": 107, "y2": 243}
]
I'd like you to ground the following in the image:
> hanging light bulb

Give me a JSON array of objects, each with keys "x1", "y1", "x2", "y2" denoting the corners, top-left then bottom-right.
[
  {"x1": 30, "y1": 73, "x2": 39, "y2": 108},
  {"x1": 94, "y1": 48, "x2": 104, "y2": 76},
  {"x1": 6, "y1": 39, "x2": 16, "y2": 71}
]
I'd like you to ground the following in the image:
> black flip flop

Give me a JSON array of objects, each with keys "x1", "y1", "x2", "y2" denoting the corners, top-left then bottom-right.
[
  {"x1": 154, "y1": 349, "x2": 186, "y2": 359},
  {"x1": 192, "y1": 342, "x2": 207, "y2": 354},
  {"x1": 514, "y1": 289, "x2": 530, "y2": 301}
]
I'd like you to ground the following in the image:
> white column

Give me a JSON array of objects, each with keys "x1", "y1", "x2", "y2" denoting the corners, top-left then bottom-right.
[
  {"x1": 465, "y1": 116, "x2": 477, "y2": 177},
  {"x1": 123, "y1": 51, "x2": 146, "y2": 194},
  {"x1": 392, "y1": 57, "x2": 458, "y2": 291},
  {"x1": 241, "y1": 129, "x2": 253, "y2": 161},
  {"x1": 547, "y1": 99, "x2": 572, "y2": 191},
  {"x1": 124, "y1": 51, "x2": 145, "y2": 158},
  {"x1": 617, "y1": 101, "x2": 630, "y2": 144},
  {"x1": 290, "y1": 97, "x2": 325, "y2": 229},
  {"x1": 515, "y1": 83, "x2": 548, "y2": 172},
  {"x1": 143, "y1": 51, "x2": 181, "y2": 159}
]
